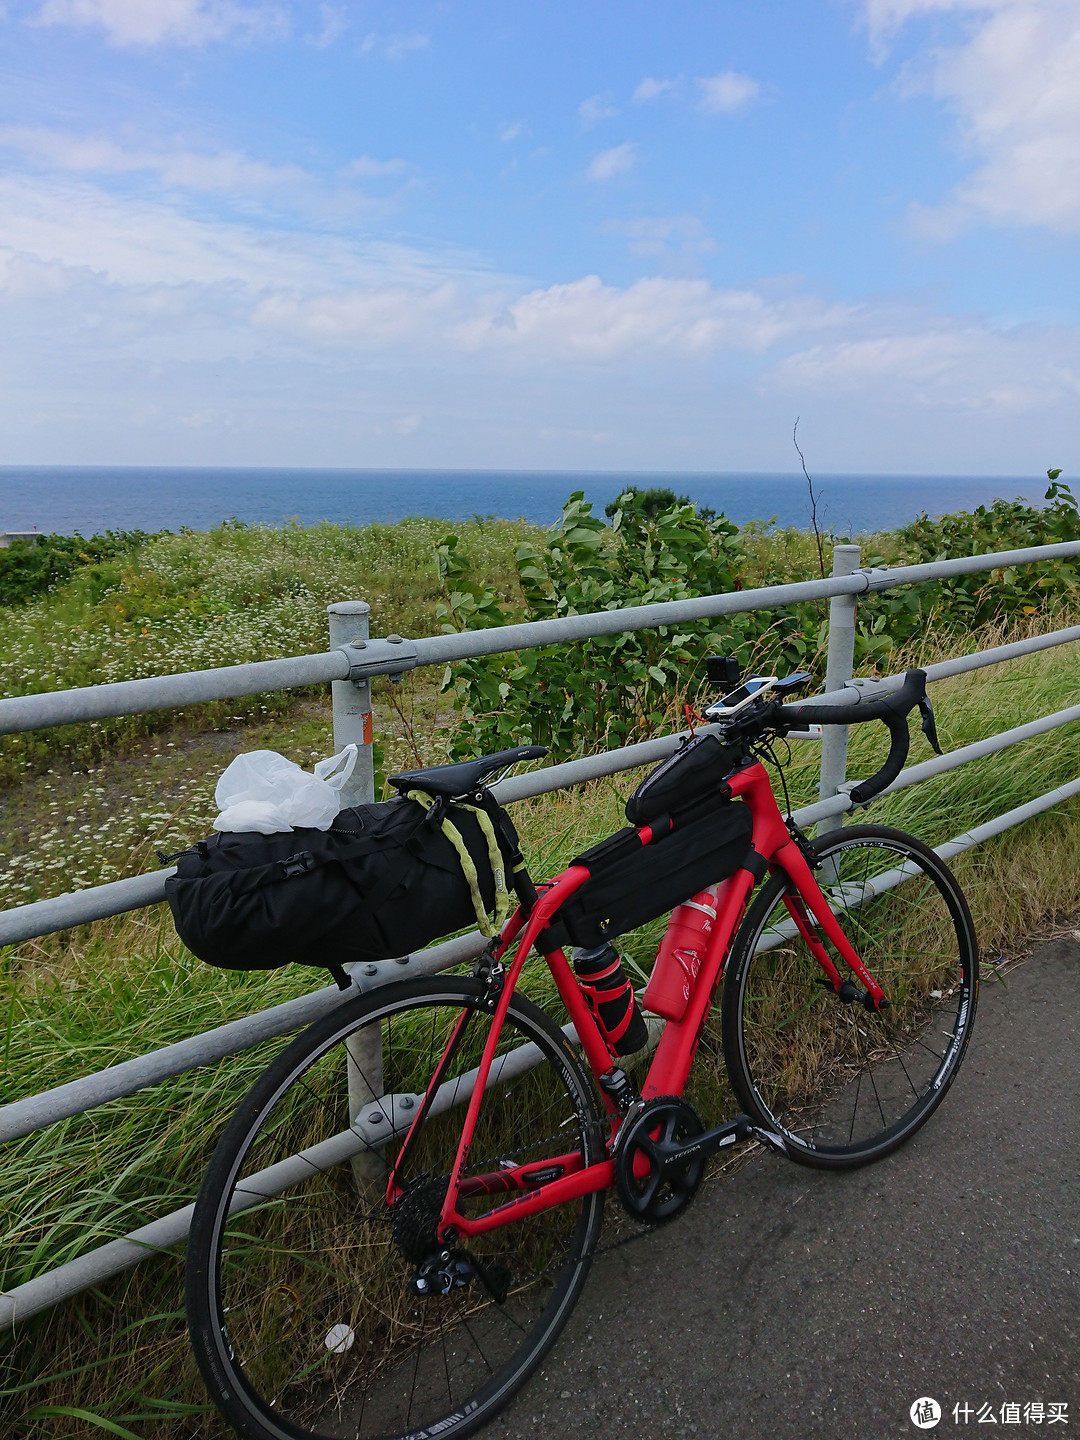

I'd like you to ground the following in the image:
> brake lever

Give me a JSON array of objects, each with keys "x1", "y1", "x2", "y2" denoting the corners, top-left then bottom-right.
[{"x1": 917, "y1": 697, "x2": 943, "y2": 756}]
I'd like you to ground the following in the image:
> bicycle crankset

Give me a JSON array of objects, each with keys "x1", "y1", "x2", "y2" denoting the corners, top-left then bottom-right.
[
  {"x1": 615, "y1": 1097, "x2": 707, "y2": 1224},
  {"x1": 615, "y1": 1098, "x2": 786, "y2": 1224}
]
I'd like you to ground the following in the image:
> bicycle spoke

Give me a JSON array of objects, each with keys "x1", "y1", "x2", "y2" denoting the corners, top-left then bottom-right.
[
  {"x1": 191, "y1": 979, "x2": 603, "y2": 1440},
  {"x1": 724, "y1": 826, "x2": 977, "y2": 1167}
]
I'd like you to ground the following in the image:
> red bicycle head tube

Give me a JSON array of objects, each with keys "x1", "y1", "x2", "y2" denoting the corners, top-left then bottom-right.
[{"x1": 727, "y1": 762, "x2": 792, "y2": 863}]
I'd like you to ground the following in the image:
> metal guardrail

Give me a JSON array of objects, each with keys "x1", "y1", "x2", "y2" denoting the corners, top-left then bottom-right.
[
  {"x1": 3, "y1": 535, "x2": 1080, "y2": 1330},
  {"x1": 3, "y1": 538, "x2": 1079, "y2": 738}
]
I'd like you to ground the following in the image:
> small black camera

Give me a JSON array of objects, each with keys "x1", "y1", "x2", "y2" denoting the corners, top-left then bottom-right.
[{"x1": 705, "y1": 655, "x2": 741, "y2": 687}]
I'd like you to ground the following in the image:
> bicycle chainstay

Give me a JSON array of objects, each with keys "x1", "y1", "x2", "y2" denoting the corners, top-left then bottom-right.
[{"x1": 366, "y1": 1110, "x2": 777, "y2": 1288}]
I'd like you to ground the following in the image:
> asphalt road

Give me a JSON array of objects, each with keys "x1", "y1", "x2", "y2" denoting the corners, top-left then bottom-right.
[{"x1": 488, "y1": 936, "x2": 1080, "y2": 1440}]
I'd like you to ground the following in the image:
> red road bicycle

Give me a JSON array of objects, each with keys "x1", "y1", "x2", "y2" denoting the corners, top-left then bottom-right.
[{"x1": 187, "y1": 666, "x2": 978, "y2": 1440}]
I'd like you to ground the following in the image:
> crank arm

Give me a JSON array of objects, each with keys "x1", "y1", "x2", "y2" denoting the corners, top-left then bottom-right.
[{"x1": 659, "y1": 1115, "x2": 791, "y2": 1170}]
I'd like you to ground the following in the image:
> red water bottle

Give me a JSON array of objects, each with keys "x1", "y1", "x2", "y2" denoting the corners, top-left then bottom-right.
[{"x1": 643, "y1": 885, "x2": 721, "y2": 1022}]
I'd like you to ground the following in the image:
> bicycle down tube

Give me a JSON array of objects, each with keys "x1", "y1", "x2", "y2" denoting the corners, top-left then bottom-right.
[{"x1": 423, "y1": 758, "x2": 893, "y2": 1244}]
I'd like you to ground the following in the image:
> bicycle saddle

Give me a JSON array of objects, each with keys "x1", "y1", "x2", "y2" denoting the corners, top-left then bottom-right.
[{"x1": 389, "y1": 745, "x2": 547, "y2": 800}]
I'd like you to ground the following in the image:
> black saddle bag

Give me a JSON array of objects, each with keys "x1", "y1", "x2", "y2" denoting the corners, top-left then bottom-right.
[
  {"x1": 165, "y1": 797, "x2": 518, "y2": 980},
  {"x1": 552, "y1": 733, "x2": 753, "y2": 949}
]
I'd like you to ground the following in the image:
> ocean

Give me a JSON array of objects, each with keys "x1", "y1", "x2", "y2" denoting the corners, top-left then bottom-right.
[{"x1": 0, "y1": 466, "x2": 1051, "y2": 538}]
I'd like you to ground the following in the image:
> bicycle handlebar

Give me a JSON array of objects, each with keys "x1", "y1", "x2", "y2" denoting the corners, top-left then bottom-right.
[{"x1": 777, "y1": 668, "x2": 930, "y2": 804}]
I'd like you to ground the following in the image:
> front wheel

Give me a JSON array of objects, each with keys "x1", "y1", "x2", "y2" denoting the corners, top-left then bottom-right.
[
  {"x1": 721, "y1": 824, "x2": 978, "y2": 1169},
  {"x1": 186, "y1": 977, "x2": 605, "y2": 1440}
]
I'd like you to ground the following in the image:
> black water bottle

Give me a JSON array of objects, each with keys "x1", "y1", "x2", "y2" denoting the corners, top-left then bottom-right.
[{"x1": 572, "y1": 943, "x2": 649, "y2": 1056}]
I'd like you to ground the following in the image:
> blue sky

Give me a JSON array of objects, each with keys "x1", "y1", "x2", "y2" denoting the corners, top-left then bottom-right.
[{"x1": 1, "y1": 0, "x2": 1078, "y2": 474}]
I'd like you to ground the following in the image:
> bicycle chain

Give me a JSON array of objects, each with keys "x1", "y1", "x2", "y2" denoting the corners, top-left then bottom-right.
[{"x1": 361, "y1": 1121, "x2": 657, "y2": 1279}]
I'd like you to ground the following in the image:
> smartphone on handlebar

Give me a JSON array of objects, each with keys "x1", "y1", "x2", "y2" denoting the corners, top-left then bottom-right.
[{"x1": 704, "y1": 675, "x2": 777, "y2": 719}]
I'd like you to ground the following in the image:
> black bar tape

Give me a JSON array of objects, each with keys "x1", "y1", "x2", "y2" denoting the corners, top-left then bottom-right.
[
  {"x1": 780, "y1": 669, "x2": 929, "y2": 806},
  {"x1": 780, "y1": 668, "x2": 928, "y2": 731}
]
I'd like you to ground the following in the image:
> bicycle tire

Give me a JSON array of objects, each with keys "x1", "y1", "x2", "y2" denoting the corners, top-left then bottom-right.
[
  {"x1": 186, "y1": 976, "x2": 605, "y2": 1440},
  {"x1": 721, "y1": 824, "x2": 978, "y2": 1169}
]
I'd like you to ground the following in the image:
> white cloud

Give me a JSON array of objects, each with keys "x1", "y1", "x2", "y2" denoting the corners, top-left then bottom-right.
[
  {"x1": 578, "y1": 94, "x2": 619, "y2": 128},
  {"x1": 586, "y1": 142, "x2": 638, "y2": 182},
  {"x1": 452, "y1": 276, "x2": 850, "y2": 363},
  {"x1": 772, "y1": 325, "x2": 1079, "y2": 414},
  {"x1": 254, "y1": 283, "x2": 462, "y2": 345},
  {"x1": 696, "y1": 71, "x2": 760, "y2": 114},
  {"x1": 864, "y1": 0, "x2": 1080, "y2": 236},
  {"x1": 606, "y1": 215, "x2": 717, "y2": 276},
  {"x1": 0, "y1": 127, "x2": 309, "y2": 193},
  {"x1": 633, "y1": 76, "x2": 676, "y2": 103},
  {"x1": 0, "y1": 128, "x2": 409, "y2": 227},
  {"x1": 309, "y1": 2, "x2": 347, "y2": 48},
  {"x1": 2, "y1": 161, "x2": 1076, "y2": 470},
  {"x1": 497, "y1": 121, "x2": 525, "y2": 144},
  {"x1": 0, "y1": 171, "x2": 459, "y2": 291},
  {"x1": 361, "y1": 30, "x2": 429, "y2": 60},
  {"x1": 32, "y1": 0, "x2": 288, "y2": 46},
  {"x1": 340, "y1": 154, "x2": 409, "y2": 179},
  {"x1": 862, "y1": 0, "x2": 1005, "y2": 51}
]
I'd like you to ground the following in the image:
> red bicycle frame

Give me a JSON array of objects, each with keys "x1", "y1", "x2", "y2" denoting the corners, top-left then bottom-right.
[{"x1": 388, "y1": 760, "x2": 886, "y2": 1244}]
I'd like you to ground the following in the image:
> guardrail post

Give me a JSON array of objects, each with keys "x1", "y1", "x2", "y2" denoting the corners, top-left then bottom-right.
[
  {"x1": 327, "y1": 601, "x2": 384, "y2": 1186},
  {"x1": 327, "y1": 600, "x2": 376, "y2": 808},
  {"x1": 817, "y1": 544, "x2": 862, "y2": 836}
]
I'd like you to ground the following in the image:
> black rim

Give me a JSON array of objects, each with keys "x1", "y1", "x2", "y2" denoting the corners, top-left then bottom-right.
[
  {"x1": 188, "y1": 981, "x2": 603, "y2": 1440},
  {"x1": 723, "y1": 827, "x2": 977, "y2": 1165}
]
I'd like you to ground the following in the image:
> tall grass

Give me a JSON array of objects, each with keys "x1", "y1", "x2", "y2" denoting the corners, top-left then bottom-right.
[
  {"x1": 0, "y1": 516, "x2": 539, "y2": 786},
  {"x1": 3, "y1": 601, "x2": 1080, "y2": 1435}
]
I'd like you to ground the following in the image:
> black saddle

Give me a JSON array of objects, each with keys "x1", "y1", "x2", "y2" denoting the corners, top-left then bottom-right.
[{"x1": 389, "y1": 745, "x2": 547, "y2": 800}]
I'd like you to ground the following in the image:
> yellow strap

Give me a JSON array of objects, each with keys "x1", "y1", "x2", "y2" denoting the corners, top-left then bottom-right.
[
  {"x1": 460, "y1": 803, "x2": 512, "y2": 933},
  {"x1": 407, "y1": 791, "x2": 505, "y2": 937}
]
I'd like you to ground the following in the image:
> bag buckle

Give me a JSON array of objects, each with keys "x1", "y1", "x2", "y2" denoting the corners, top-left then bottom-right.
[{"x1": 279, "y1": 851, "x2": 315, "y2": 879}]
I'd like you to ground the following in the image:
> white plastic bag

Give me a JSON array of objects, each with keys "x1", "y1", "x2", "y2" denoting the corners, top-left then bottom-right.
[{"x1": 213, "y1": 744, "x2": 359, "y2": 834}]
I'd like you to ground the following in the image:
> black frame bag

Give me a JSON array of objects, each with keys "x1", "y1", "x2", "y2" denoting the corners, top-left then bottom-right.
[
  {"x1": 165, "y1": 796, "x2": 518, "y2": 983},
  {"x1": 553, "y1": 799, "x2": 754, "y2": 949},
  {"x1": 624, "y1": 731, "x2": 742, "y2": 823},
  {"x1": 552, "y1": 732, "x2": 753, "y2": 949}
]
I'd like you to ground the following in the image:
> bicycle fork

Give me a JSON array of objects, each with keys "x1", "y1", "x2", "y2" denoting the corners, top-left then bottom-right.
[{"x1": 774, "y1": 839, "x2": 888, "y2": 1010}]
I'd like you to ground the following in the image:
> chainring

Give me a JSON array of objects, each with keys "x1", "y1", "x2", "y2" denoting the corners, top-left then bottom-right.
[{"x1": 614, "y1": 1096, "x2": 706, "y2": 1225}]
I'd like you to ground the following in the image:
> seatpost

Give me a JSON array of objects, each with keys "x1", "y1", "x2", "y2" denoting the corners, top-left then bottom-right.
[
  {"x1": 817, "y1": 544, "x2": 861, "y2": 837},
  {"x1": 477, "y1": 790, "x2": 538, "y2": 915}
]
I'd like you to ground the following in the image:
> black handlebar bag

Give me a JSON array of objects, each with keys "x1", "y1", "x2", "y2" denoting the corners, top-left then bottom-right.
[{"x1": 165, "y1": 796, "x2": 518, "y2": 983}]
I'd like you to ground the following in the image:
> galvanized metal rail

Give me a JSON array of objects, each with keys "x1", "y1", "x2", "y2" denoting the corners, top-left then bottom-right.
[
  {"x1": 2, "y1": 534, "x2": 1080, "y2": 1330},
  {"x1": 2, "y1": 539, "x2": 1078, "y2": 739}
]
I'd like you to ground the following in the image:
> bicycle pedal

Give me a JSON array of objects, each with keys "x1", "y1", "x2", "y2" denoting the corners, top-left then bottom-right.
[{"x1": 749, "y1": 1127, "x2": 789, "y2": 1154}]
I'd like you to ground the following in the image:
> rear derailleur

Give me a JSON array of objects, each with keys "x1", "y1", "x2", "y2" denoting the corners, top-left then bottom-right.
[{"x1": 410, "y1": 1248, "x2": 511, "y2": 1305}]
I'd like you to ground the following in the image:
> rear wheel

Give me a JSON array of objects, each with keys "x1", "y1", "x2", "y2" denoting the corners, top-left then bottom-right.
[
  {"x1": 186, "y1": 977, "x2": 604, "y2": 1440},
  {"x1": 721, "y1": 825, "x2": 978, "y2": 1168}
]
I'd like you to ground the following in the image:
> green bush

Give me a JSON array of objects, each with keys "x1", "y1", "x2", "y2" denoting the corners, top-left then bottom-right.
[
  {"x1": 435, "y1": 488, "x2": 877, "y2": 757},
  {"x1": 0, "y1": 531, "x2": 160, "y2": 607},
  {"x1": 436, "y1": 477, "x2": 1080, "y2": 758},
  {"x1": 865, "y1": 472, "x2": 1080, "y2": 635}
]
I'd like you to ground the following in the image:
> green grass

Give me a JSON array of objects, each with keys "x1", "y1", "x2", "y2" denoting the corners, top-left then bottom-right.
[
  {"x1": 3, "y1": 505, "x2": 1080, "y2": 1436},
  {"x1": 0, "y1": 515, "x2": 539, "y2": 786}
]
